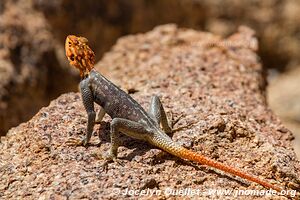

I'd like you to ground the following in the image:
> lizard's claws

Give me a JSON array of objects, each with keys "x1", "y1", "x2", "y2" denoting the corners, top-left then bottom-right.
[
  {"x1": 92, "y1": 152, "x2": 124, "y2": 171},
  {"x1": 65, "y1": 137, "x2": 88, "y2": 147},
  {"x1": 169, "y1": 112, "x2": 196, "y2": 133},
  {"x1": 170, "y1": 112, "x2": 184, "y2": 129},
  {"x1": 172, "y1": 122, "x2": 195, "y2": 133},
  {"x1": 95, "y1": 116, "x2": 102, "y2": 124}
]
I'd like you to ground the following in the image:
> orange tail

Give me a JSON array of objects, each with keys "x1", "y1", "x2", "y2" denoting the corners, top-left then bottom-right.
[
  {"x1": 179, "y1": 148, "x2": 282, "y2": 192},
  {"x1": 151, "y1": 133, "x2": 282, "y2": 192}
]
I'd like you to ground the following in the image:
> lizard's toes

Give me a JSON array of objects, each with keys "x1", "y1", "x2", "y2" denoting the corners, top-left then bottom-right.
[
  {"x1": 112, "y1": 158, "x2": 124, "y2": 167},
  {"x1": 102, "y1": 161, "x2": 109, "y2": 172},
  {"x1": 171, "y1": 113, "x2": 184, "y2": 128},
  {"x1": 95, "y1": 118, "x2": 102, "y2": 124},
  {"x1": 65, "y1": 137, "x2": 84, "y2": 146},
  {"x1": 91, "y1": 152, "x2": 105, "y2": 160},
  {"x1": 93, "y1": 152, "x2": 124, "y2": 171},
  {"x1": 102, "y1": 157, "x2": 124, "y2": 170}
]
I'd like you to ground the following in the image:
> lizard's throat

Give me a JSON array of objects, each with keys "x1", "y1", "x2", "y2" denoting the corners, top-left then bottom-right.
[{"x1": 80, "y1": 68, "x2": 92, "y2": 79}]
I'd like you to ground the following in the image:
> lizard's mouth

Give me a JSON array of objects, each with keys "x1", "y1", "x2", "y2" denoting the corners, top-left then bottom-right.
[{"x1": 69, "y1": 54, "x2": 75, "y2": 61}]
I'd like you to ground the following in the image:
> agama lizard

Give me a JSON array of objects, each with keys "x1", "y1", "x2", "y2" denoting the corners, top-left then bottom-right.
[{"x1": 65, "y1": 35, "x2": 283, "y2": 192}]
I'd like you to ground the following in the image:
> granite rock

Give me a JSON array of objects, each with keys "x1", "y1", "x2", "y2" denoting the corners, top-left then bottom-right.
[{"x1": 1, "y1": 25, "x2": 299, "y2": 199}]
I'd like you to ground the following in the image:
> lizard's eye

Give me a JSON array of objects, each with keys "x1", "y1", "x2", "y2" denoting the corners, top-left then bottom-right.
[{"x1": 70, "y1": 54, "x2": 74, "y2": 61}]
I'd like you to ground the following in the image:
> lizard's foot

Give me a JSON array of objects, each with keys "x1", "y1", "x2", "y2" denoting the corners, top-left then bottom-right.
[
  {"x1": 169, "y1": 112, "x2": 195, "y2": 133},
  {"x1": 172, "y1": 123, "x2": 194, "y2": 133},
  {"x1": 169, "y1": 112, "x2": 183, "y2": 129},
  {"x1": 65, "y1": 137, "x2": 88, "y2": 147},
  {"x1": 95, "y1": 116, "x2": 102, "y2": 124},
  {"x1": 93, "y1": 152, "x2": 124, "y2": 171}
]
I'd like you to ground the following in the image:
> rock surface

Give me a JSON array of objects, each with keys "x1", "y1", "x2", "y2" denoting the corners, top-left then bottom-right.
[{"x1": 1, "y1": 25, "x2": 299, "y2": 199}]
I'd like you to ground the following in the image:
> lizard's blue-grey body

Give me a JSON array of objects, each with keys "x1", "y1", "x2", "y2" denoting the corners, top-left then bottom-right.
[{"x1": 88, "y1": 70, "x2": 155, "y2": 124}]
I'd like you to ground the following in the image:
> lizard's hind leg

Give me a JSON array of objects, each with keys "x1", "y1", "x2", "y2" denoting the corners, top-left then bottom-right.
[
  {"x1": 103, "y1": 118, "x2": 152, "y2": 161},
  {"x1": 148, "y1": 95, "x2": 195, "y2": 134},
  {"x1": 148, "y1": 95, "x2": 173, "y2": 134},
  {"x1": 95, "y1": 106, "x2": 106, "y2": 124}
]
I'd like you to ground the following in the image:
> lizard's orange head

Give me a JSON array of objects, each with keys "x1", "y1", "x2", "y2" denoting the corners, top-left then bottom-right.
[{"x1": 65, "y1": 35, "x2": 95, "y2": 78}]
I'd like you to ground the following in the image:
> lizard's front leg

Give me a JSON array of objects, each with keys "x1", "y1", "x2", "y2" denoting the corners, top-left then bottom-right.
[
  {"x1": 95, "y1": 107, "x2": 106, "y2": 123},
  {"x1": 67, "y1": 78, "x2": 103, "y2": 146}
]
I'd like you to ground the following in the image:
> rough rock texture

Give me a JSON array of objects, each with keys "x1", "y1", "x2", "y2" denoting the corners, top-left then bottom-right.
[
  {"x1": 1, "y1": 25, "x2": 299, "y2": 199},
  {"x1": 0, "y1": 0, "x2": 79, "y2": 135}
]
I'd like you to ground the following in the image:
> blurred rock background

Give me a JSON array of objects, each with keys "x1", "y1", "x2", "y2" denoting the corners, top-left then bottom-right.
[{"x1": 0, "y1": 0, "x2": 299, "y2": 157}]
